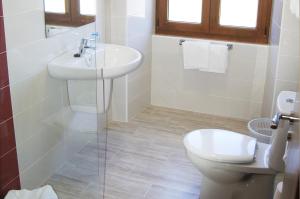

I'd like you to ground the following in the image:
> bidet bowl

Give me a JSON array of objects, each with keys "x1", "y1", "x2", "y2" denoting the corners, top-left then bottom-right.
[{"x1": 248, "y1": 118, "x2": 274, "y2": 144}]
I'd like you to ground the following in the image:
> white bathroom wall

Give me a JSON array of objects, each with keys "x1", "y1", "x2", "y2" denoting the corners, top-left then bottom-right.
[
  {"x1": 127, "y1": 0, "x2": 154, "y2": 119},
  {"x1": 262, "y1": 0, "x2": 300, "y2": 117},
  {"x1": 96, "y1": 0, "x2": 107, "y2": 42},
  {"x1": 107, "y1": 0, "x2": 154, "y2": 121},
  {"x1": 3, "y1": 0, "x2": 95, "y2": 188},
  {"x1": 151, "y1": 35, "x2": 269, "y2": 120},
  {"x1": 262, "y1": 0, "x2": 283, "y2": 117},
  {"x1": 107, "y1": 0, "x2": 130, "y2": 121}
]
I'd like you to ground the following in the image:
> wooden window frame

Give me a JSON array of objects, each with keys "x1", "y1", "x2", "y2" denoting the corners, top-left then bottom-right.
[
  {"x1": 45, "y1": 0, "x2": 95, "y2": 27},
  {"x1": 156, "y1": 0, "x2": 273, "y2": 44}
]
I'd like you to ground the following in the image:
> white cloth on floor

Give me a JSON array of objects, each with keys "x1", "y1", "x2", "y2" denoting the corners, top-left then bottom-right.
[{"x1": 5, "y1": 185, "x2": 58, "y2": 199}]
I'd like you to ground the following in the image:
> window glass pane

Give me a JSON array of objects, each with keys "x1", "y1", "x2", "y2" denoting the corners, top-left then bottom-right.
[
  {"x1": 220, "y1": 0, "x2": 259, "y2": 28},
  {"x1": 80, "y1": 0, "x2": 96, "y2": 16},
  {"x1": 44, "y1": 0, "x2": 66, "y2": 14},
  {"x1": 168, "y1": 0, "x2": 202, "y2": 23}
]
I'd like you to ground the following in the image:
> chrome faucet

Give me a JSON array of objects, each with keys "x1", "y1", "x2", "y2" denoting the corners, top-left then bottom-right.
[
  {"x1": 74, "y1": 38, "x2": 96, "y2": 57},
  {"x1": 271, "y1": 113, "x2": 282, "y2": 129},
  {"x1": 271, "y1": 113, "x2": 300, "y2": 129}
]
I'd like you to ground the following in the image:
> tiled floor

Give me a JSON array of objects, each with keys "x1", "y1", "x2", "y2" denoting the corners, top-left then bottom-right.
[{"x1": 46, "y1": 106, "x2": 248, "y2": 199}]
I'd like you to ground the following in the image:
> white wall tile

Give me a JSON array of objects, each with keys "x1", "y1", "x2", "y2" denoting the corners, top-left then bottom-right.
[
  {"x1": 3, "y1": 1, "x2": 97, "y2": 189},
  {"x1": 109, "y1": 0, "x2": 154, "y2": 121},
  {"x1": 110, "y1": 0, "x2": 127, "y2": 17},
  {"x1": 277, "y1": 55, "x2": 300, "y2": 82},
  {"x1": 279, "y1": 29, "x2": 300, "y2": 57},
  {"x1": 281, "y1": 0, "x2": 299, "y2": 31},
  {"x1": 17, "y1": 124, "x2": 64, "y2": 172},
  {"x1": 19, "y1": 141, "x2": 64, "y2": 189},
  {"x1": 262, "y1": 0, "x2": 300, "y2": 116},
  {"x1": 2, "y1": 0, "x2": 43, "y2": 17},
  {"x1": 151, "y1": 35, "x2": 269, "y2": 120},
  {"x1": 4, "y1": 10, "x2": 45, "y2": 50}
]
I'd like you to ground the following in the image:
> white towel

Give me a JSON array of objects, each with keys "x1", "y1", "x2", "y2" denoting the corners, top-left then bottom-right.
[
  {"x1": 204, "y1": 43, "x2": 229, "y2": 74},
  {"x1": 5, "y1": 185, "x2": 58, "y2": 199},
  {"x1": 182, "y1": 41, "x2": 209, "y2": 70}
]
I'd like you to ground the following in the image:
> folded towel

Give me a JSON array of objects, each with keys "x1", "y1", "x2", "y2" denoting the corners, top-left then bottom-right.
[
  {"x1": 5, "y1": 185, "x2": 58, "y2": 199},
  {"x1": 203, "y1": 43, "x2": 229, "y2": 74},
  {"x1": 182, "y1": 41, "x2": 209, "y2": 70}
]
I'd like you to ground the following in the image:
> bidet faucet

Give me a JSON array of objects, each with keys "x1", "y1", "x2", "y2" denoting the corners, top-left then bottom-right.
[
  {"x1": 271, "y1": 113, "x2": 282, "y2": 129},
  {"x1": 74, "y1": 38, "x2": 96, "y2": 57},
  {"x1": 271, "y1": 113, "x2": 300, "y2": 129}
]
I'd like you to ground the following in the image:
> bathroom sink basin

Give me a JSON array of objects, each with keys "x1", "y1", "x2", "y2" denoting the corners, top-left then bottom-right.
[{"x1": 48, "y1": 44, "x2": 143, "y2": 80}]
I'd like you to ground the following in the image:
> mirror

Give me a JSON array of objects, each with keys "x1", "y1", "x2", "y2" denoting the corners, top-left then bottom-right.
[{"x1": 43, "y1": 0, "x2": 96, "y2": 37}]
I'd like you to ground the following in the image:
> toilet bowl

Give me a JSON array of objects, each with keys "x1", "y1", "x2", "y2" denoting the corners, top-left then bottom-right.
[{"x1": 184, "y1": 129, "x2": 277, "y2": 199}]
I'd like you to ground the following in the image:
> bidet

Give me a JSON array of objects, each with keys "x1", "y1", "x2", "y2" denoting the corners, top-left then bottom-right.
[{"x1": 268, "y1": 91, "x2": 298, "y2": 172}]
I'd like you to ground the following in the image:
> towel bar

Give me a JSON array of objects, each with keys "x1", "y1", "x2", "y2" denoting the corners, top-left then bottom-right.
[{"x1": 179, "y1": 39, "x2": 233, "y2": 50}]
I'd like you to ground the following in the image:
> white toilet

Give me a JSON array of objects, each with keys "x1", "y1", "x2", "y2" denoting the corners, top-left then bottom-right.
[
  {"x1": 184, "y1": 129, "x2": 276, "y2": 199},
  {"x1": 183, "y1": 91, "x2": 296, "y2": 199}
]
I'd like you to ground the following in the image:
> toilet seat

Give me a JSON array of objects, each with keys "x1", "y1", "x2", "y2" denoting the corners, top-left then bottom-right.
[{"x1": 184, "y1": 129, "x2": 257, "y2": 164}]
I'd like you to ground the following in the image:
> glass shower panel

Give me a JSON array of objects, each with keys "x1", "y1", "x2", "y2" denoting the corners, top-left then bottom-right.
[
  {"x1": 95, "y1": 40, "x2": 109, "y2": 199},
  {"x1": 51, "y1": 36, "x2": 107, "y2": 199},
  {"x1": 96, "y1": 39, "x2": 113, "y2": 198},
  {"x1": 41, "y1": 2, "x2": 107, "y2": 197}
]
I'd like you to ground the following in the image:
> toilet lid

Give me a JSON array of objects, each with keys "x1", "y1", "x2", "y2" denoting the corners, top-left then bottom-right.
[{"x1": 184, "y1": 129, "x2": 257, "y2": 164}]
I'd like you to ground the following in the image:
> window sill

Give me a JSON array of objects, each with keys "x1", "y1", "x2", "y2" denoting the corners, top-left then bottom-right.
[
  {"x1": 152, "y1": 34, "x2": 270, "y2": 48},
  {"x1": 155, "y1": 29, "x2": 269, "y2": 45}
]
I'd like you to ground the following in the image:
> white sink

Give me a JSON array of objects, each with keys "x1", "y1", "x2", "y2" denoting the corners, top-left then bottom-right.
[{"x1": 48, "y1": 44, "x2": 143, "y2": 80}]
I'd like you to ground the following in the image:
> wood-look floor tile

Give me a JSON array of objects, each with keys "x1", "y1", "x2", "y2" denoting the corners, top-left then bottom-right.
[
  {"x1": 47, "y1": 174, "x2": 88, "y2": 196},
  {"x1": 46, "y1": 105, "x2": 249, "y2": 199},
  {"x1": 105, "y1": 174, "x2": 151, "y2": 199},
  {"x1": 67, "y1": 153, "x2": 99, "y2": 172},
  {"x1": 55, "y1": 191, "x2": 78, "y2": 199},
  {"x1": 80, "y1": 184, "x2": 105, "y2": 199},
  {"x1": 145, "y1": 185, "x2": 200, "y2": 199},
  {"x1": 56, "y1": 163, "x2": 100, "y2": 184}
]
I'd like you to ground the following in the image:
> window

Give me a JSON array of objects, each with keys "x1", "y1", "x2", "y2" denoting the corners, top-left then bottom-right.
[
  {"x1": 219, "y1": 0, "x2": 259, "y2": 28},
  {"x1": 45, "y1": 0, "x2": 66, "y2": 14},
  {"x1": 45, "y1": 0, "x2": 95, "y2": 27},
  {"x1": 156, "y1": 0, "x2": 272, "y2": 43},
  {"x1": 168, "y1": 0, "x2": 203, "y2": 23},
  {"x1": 79, "y1": 0, "x2": 96, "y2": 16}
]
